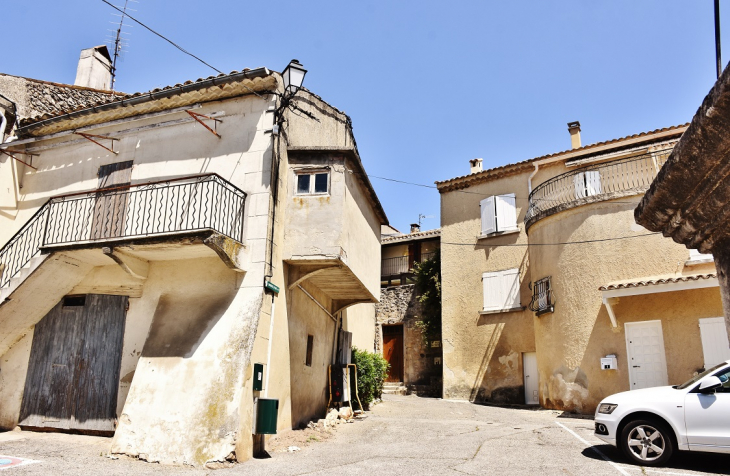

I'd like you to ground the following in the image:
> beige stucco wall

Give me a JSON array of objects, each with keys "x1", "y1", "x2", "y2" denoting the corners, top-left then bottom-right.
[
  {"x1": 528, "y1": 196, "x2": 722, "y2": 413},
  {"x1": 0, "y1": 93, "x2": 278, "y2": 464},
  {"x1": 440, "y1": 171, "x2": 536, "y2": 403},
  {"x1": 343, "y1": 303, "x2": 376, "y2": 352}
]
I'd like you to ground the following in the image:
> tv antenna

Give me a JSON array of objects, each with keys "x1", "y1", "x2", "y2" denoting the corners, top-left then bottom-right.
[
  {"x1": 418, "y1": 214, "x2": 434, "y2": 227},
  {"x1": 107, "y1": 0, "x2": 137, "y2": 89}
]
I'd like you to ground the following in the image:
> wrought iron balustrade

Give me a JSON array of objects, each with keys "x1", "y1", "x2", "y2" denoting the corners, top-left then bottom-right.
[
  {"x1": 381, "y1": 251, "x2": 436, "y2": 278},
  {"x1": 0, "y1": 174, "x2": 246, "y2": 288},
  {"x1": 524, "y1": 149, "x2": 672, "y2": 227}
]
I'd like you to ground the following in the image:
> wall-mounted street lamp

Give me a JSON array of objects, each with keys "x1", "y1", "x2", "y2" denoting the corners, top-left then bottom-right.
[{"x1": 282, "y1": 59, "x2": 307, "y2": 95}]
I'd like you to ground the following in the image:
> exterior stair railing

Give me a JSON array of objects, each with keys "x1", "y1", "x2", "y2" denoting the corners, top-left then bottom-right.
[{"x1": 0, "y1": 174, "x2": 246, "y2": 289}]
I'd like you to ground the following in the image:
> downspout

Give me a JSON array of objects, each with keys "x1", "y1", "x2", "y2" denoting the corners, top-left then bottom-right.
[
  {"x1": 528, "y1": 163, "x2": 539, "y2": 193},
  {"x1": 264, "y1": 295, "x2": 276, "y2": 397}
]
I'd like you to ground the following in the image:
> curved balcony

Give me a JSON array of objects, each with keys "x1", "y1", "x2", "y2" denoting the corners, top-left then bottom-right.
[{"x1": 524, "y1": 149, "x2": 672, "y2": 230}]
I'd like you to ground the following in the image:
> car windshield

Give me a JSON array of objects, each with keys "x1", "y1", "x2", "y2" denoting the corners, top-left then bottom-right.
[{"x1": 676, "y1": 362, "x2": 729, "y2": 389}]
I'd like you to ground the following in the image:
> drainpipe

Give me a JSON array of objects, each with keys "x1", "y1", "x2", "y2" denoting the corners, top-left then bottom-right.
[
  {"x1": 528, "y1": 163, "x2": 539, "y2": 193},
  {"x1": 264, "y1": 295, "x2": 276, "y2": 397}
]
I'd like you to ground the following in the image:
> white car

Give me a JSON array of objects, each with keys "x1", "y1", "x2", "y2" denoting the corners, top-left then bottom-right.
[{"x1": 594, "y1": 360, "x2": 730, "y2": 466}]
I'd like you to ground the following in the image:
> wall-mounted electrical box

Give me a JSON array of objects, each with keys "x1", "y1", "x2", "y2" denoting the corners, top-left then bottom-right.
[
  {"x1": 601, "y1": 355, "x2": 618, "y2": 370},
  {"x1": 253, "y1": 363, "x2": 264, "y2": 391}
]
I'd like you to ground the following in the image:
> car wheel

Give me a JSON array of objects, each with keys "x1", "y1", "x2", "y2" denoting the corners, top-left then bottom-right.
[{"x1": 619, "y1": 418, "x2": 674, "y2": 466}]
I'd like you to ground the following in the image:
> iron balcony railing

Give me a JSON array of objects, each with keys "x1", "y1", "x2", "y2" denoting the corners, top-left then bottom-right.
[
  {"x1": 381, "y1": 251, "x2": 436, "y2": 278},
  {"x1": 524, "y1": 149, "x2": 672, "y2": 226},
  {"x1": 0, "y1": 174, "x2": 246, "y2": 289}
]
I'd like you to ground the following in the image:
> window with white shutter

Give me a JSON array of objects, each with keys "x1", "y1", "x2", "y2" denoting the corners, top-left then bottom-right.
[
  {"x1": 482, "y1": 268, "x2": 521, "y2": 312},
  {"x1": 480, "y1": 193, "x2": 517, "y2": 236},
  {"x1": 689, "y1": 248, "x2": 713, "y2": 261},
  {"x1": 495, "y1": 194, "x2": 518, "y2": 232},
  {"x1": 480, "y1": 196, "x2": 496, "y2": 235},
  {"x1": 573, "y1": 171, "x2": 601, "y2": 198}
]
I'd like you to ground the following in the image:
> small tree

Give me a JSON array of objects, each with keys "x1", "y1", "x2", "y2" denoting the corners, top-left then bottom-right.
[
  {"x1": 412, "y1": 249, "x2": 441, "y2": 345},
  {"x1": 351, "y1": 347, "x2": 389, "y2": 409}
]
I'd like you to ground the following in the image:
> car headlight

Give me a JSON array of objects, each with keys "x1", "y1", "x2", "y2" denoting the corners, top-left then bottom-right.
[{"x1": 597, "y1": 403, "x2": 618, "y2": 414}]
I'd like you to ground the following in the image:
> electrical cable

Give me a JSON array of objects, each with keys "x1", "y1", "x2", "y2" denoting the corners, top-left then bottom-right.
[
  {"x1": 358, "y1": 172, "x2": 649, "y2": 205},
  {"x1": 441, "y1": 232, "x2": 661, "y2": 248},
  {"x1": 102, "y1": 0, "x2": 223, "y2": 74}
]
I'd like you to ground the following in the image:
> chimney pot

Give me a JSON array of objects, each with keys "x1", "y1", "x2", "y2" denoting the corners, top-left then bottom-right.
[
  {"x1": 410, "y1": 223, "x2": 421, "y2": 234},
  {"x1": 469, "y1": 158, "x2": 483, "y2": 174},
  {"x1": 567, "y1": 121, "x2": 581, "y2": 149},
  {"x1": 74, "y1": 46, "x2": 112, "y2": 90}
]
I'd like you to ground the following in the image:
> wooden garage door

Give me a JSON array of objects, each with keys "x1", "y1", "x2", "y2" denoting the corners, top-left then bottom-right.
[{"x1": 19, "y1": 294, "x2": 127, "y2": 434}]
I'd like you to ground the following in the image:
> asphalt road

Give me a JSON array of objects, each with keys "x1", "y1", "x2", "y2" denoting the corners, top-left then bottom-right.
[{"x1": 1, "y1": 395, "x2": 727, "y2": 475}]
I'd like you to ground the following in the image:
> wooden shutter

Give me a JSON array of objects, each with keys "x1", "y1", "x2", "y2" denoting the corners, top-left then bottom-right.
[
  {"x1": 573, "y1": 172, "x2": 586, "y2": 198},
  {"x1": 495, "y1": 194, "x2": 518, "y2": 232},
  {"x1": 482, "y1": 268, "x2": 521, "y2": 311},
  {"x1": 585, "y1": 171, "x2": 601, "y2": 196},
  {"x1": 699, "y1": 317, "x2": 730, "y2": 368},
  {"x1": 690, "y1": 248, "x2": 713, "y2": 260},
  {"x1": 480, "y1": 196, "x2": 496, "y2": 235}
]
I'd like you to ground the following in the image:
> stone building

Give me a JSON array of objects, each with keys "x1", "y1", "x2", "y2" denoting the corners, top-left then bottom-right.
[
  {"x1": 0, "y1": 52, "x2": 386, "y2": 466},
  {"x1": 376, "y1": 226, "x2": 442, "y2": 396},
  {"x1": 436, "y1": 124, "x2": 727, "y2": 413},
  {"x1": 636, "y1": 64, "x2": 730, "y2": 347}
]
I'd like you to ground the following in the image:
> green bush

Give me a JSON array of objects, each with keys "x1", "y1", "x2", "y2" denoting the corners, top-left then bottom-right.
[{"x1": 351, "y1": 347, "x2": 389, "y2": 409}]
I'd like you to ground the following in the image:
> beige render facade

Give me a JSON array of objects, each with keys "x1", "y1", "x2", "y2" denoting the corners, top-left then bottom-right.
[
  {"x1": 0, "y1": 61, "x2": 385, "y2": 465},
  {"x1": 437, "y1": 125, "x2": 726, "y2": 413}
]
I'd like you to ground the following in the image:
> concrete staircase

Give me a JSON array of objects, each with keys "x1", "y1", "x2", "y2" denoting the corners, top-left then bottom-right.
[
  {"x1": 0, "y1": 254, "x2": 50, "y2": 303},
  {"x1": 383, "y1": 382, "x2": 407, "y2": 395}
]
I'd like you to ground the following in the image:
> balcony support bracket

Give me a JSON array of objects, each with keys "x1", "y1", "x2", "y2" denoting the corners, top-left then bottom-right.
[
  {"x1": 288, "y1": 265, "x2": 341, "y2": 290},
  {"x1": 102, "y1": 247, "x2": 149, "y2": 280},
  {"x1": 602, "y1": 296, "x2": 619, "y2": 329},
  {"x1": 203, "y1": 233, "x2": 246, "y2": 272}
]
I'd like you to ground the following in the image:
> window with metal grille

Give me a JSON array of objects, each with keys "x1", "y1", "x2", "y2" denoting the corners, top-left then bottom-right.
[{"x1": 529, "y1": 276, "x2": 554, "y2": 316}]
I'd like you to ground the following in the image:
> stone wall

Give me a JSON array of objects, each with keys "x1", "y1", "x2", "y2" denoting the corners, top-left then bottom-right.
[{"x1": 375, "y1": 284, "x2": 442, "y2": 396}]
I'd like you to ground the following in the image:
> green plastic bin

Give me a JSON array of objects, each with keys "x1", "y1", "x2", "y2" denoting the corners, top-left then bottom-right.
[{"x1": 255, "y1": 398, "x2": 278, "y2": 434}]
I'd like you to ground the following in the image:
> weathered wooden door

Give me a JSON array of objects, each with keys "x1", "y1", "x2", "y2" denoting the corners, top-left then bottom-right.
[
  {"x1": 19, "y1": 294, "x2": 127, "y2": 434},
  {"x1": 91, "y1": 161, "x2": 133, "y2": 239},
  {"x1": 382, "y1": 325, "x2": 404, "y2": 382}
]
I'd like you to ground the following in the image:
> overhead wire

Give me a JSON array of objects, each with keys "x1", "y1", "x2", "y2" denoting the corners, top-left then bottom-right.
[{"x1": 101, "y1": 0, "x2": 224, "y2": 75}]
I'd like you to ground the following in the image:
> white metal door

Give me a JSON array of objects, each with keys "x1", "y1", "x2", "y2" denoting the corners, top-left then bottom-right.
[
  {"x1": 523, "y1": 352, "x2": 539, "y2": 405},
  {"x1": 625, "y1": 321, "x2": 669, "y2": 390},
  {"x1": 684, "y1": 366, "x2": 730, "y2": 449},
  {"x1": 699, "y1": 317, "x2": 730, "y2": 369}
]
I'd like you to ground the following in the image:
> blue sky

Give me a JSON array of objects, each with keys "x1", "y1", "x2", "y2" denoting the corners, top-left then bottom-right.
[{"x1": 3, "y1": 1, "x2": 726, "y2": 232}]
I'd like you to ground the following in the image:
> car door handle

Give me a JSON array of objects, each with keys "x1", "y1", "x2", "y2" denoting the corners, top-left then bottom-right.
[{"x1": 633, "y1": 366, "x2": 641, "y2": 368}]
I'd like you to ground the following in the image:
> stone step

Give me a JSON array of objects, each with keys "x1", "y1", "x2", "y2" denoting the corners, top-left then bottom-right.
[
  {"x1": 382, "y1": 387, "x2": 407, "y2": 396},
  {"x1": 383, "y1": 382, "x2": 404, "y2": 387}
]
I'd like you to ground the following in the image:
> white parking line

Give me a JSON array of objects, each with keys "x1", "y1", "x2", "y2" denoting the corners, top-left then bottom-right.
[{"x1": 555, "y1": 421, "x2": 630, "y2": 476}]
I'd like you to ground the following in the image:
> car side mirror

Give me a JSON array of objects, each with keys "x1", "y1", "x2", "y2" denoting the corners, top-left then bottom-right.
[{"x1": 698, "y1": 376, "x2": 723, "y2": 394}]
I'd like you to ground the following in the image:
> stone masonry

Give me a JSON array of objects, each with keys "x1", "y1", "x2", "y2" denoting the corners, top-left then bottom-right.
[{"x1": 375, "y1": 284, "x2": 442, "y2": 397}]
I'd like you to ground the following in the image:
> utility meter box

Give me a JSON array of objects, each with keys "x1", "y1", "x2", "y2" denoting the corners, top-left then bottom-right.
[
  {"x1": 601, "y1": 356, "x2": 618, "y2": 370},
  {"x1": 254, "y1": 398, "x2": 278, "y2": 434},
  {"x1": 253, "y1": 363, "x2": 264, "y2": 391}
]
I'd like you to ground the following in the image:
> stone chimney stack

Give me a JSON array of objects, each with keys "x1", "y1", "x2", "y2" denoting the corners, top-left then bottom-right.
[
  {"x1": 410, "y1": 223, "x2": 421, "y2": 234},
  {"x1": 568, "y1": 121, "x2": 582, "y2": 149},
  {"x1": 469, "y1": 158, "x2": 483, "y2": 174},
  {"x1": 74, "y1": 46, "x2": 112, "y2": 90}
]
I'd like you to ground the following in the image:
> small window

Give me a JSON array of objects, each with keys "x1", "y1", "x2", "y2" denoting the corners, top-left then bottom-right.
[
  {"x1": 574, "y1": 170, "x2": 601, "y2": 198},
  {"x1": 480, "y1": 194, "x2": 517, "y2": 236},
  {"x1": 63, "y1": 295, "x2": 86, "y2": 307},
  {"x1": 296, "y1": 171, "x2": 329, "y2": 195},
  {"x1": 482, "y1": 268, "x2": 521, "y2": 312},
  {"x1": 689, "y1": 248, "x2": 713, "y2": 261},
  {"x1": 305, "y1": 335, "x2": 314, "y2": 367},
  {"x1": 529, "y1": 276, "x2": 554, "y2": 316}
]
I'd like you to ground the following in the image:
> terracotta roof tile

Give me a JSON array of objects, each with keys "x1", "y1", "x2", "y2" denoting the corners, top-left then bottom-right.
[
  {"x1": 382, "y1": 228, "x2": 440, "y2": 244},
  {"x1": 436, "y1": 124, "x2": 689, "y2": 191},
  {"x1": 598, "y1": 273, "x2": 717, "y2": 291}
]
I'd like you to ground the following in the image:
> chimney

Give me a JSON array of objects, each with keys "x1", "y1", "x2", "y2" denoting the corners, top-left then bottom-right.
[
  {"x1": 410, "y1": 223, "x2": 421, "y2": 234},
  {"x1": 567, "y1": 121, "x2": 581, "y2": 149},
  {"x1": 469, "y1": 158, "x2": 483, "y2": 174},
  {"x1": 74, "y1": 46, "x2": 112, "y2": 90}
]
